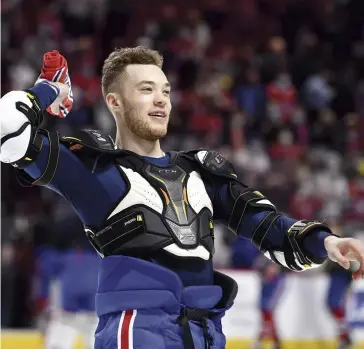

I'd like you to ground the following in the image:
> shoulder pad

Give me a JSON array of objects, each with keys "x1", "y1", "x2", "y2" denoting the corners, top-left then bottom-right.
[
  {"x1": 183, "y1": 149, "x2": 238, "y2": 181},
  {"x1": 60, "y1": 129, "x2": 117, "y2": 154}
]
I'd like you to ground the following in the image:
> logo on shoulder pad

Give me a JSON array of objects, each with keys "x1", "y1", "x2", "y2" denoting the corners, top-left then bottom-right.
[
  {"x1": 214, "y1": 153, "x2": 223, "y2": 164},
  {"x1": 90, "y1": 131, "x2": 107, "y2": 142},
  {"x1": 158, "y1": 169, "x2": 177, "y2": 174}
]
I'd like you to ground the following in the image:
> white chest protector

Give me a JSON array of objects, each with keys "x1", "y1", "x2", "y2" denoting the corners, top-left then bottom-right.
[
  {"x1": 85, "y1": 150, "x2": 217, "y2": 260},
  {"x1": 108, "y1": 166, "x2": 213, "y2": 260}
]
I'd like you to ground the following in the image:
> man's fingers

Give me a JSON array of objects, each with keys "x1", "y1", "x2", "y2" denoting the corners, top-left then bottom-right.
[
  {"x1": 345, "y1": 240, "x2": 364, "y2": 267},
  {"x1": 330, "y1": 248, "x2": 350, "y2": 270}
]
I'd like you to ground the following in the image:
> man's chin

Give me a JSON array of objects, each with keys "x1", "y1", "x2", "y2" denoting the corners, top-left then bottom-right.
[
  {"x1": 136, "y1": 127, "x2": 167, "y2": 142},
  {"x1": 148, "y1": 130, "x2": 167, "y2": 141},
  {"x1": 149, "y1": 124, "x2": 168, "y2": 138}
]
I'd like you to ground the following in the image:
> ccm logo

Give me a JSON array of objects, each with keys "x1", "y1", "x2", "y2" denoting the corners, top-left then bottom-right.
[{"x1": 158, "y1": 169, "x2": 177, "y2": 173}]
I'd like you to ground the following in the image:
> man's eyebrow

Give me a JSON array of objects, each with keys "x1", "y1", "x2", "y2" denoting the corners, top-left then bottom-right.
[{"x1": 136, "y1": 80, "x2": 171, "y2": 88}]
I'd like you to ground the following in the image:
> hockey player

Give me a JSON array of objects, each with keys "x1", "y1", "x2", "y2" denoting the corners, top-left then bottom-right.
[
  {"x1": 324, "y1": 219, "x2": 354, "y2": 349},
  {"x1": 35, "y1": 216, "x2": 99, "y2": 349},
  {"x1": 253, "y1": 262, "x2": 285, "y2": 349},
  {"x1": 231, "y1": 238, "x2": 284, "y2": 349},
  {"x1": 1, "y1": 47, "x2": 364, "y2": 349},
  {"x1": 326, "y1": 260, "x2": 352, "y2": 349}
]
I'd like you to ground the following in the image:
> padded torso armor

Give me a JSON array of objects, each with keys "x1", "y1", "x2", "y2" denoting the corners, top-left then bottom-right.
[
  {"x1": 85, "y1": 150, "x2": 215, "y2": 259},
  {"x1": 15, "y1": 127, "x2": 332, "y2": 271}
]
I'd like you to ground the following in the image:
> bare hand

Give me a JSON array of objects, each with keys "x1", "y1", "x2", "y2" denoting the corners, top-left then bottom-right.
[{"x1": 324, "y1": 236, "x2": 364, "y2": 279}]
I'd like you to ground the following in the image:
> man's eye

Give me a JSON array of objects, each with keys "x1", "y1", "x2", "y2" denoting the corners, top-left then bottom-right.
[
  {"x1": 164, "y1": 90, "x2": 171, "y2": 95},
  {"x1": 142, "y1": 87, "x2": 152, "y2": 91}
]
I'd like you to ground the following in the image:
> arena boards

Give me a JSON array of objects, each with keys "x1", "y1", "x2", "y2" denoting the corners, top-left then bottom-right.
[
  {"x1": 2, "y1": 332, "x2": 364, "y2": 349},
  {"x1": 2, "y1": 271, "x2": 364, "y2": 349}
]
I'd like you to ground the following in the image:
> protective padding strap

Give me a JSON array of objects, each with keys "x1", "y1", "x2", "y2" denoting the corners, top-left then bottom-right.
[
  {"x1": 14, "y1": 130, "x2": 60, "y2": 187},
  {"x1": 228, "y1": 189, "x2": 275, "y2": 232},
  {"x1": 285, "y1": 220, "x2": 331, "y2": 270},
  {"x1": 251, "y1": 212, "x2": 282, "y2": 249}
]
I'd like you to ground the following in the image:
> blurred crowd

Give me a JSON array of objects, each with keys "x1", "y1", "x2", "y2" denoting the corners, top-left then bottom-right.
[{"x1": 1, "y1": 0, "x2": 364, "y2": 328}]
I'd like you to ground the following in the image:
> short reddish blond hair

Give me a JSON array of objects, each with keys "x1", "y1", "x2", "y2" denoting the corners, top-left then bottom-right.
[{"x1": 101, "y1": 46, "x2": 164, "y2": 96}]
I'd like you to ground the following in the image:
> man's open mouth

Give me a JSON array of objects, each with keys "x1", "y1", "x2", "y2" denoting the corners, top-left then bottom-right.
[{"x1": 148, "y1": 111, "x2": 166, "y2": 118}]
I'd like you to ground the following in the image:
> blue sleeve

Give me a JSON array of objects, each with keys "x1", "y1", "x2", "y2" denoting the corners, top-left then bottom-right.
[
  {"x1": 25, "y1": 139, "x2": 98, "y2": 224},
  {"x1": 24, "y1": 137, "x2": 124, "y2": 228},
  {"x1": 23, "y1": 82, "x2": 125, "y2": 227},
  {"x1": 209, "y1": 183, "x2": 330, "y2": 259},
  {"x1": 29, "y1": 82, "x2": 59, "y2": 110}
]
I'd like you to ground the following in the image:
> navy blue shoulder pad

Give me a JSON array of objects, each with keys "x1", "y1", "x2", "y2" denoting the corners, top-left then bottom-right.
[{"x1": 60, "y1": 129, "x2": 119, "y2": 154}]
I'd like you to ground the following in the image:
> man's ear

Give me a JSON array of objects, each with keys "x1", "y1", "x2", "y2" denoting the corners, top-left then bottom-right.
[{"x1": 105, "y1": 93, "x2": 123, "y2": 113}]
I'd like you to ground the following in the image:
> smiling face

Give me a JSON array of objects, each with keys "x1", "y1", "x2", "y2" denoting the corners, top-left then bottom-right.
[
  {"x1": 118, "y1": 64, "x2": 172, "y2": 141},
  {"x1": 106, "y1": 64, "x2": 172, "y2": 143}
]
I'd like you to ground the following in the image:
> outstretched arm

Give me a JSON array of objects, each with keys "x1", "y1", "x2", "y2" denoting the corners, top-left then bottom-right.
[
  {"x1": 0, "y1": 83, "x2": 116, "y2": 227},
  {"x1": 211, "y1": 180, "x2": 330, "y2": 270},
  {"x1": 197, "y1": 150, "x2": 364, "y2": 276}
]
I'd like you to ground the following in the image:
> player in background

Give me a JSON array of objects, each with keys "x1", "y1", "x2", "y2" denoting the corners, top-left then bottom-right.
[
  {"x1": 231, "y1": 238, "x2": 284, "y2": 349},
  {"x1": 324, "y1": 219, "x2": 354, "y2": 349},
  {"x1": 252, "y1": 261, "x2": 285, "y2": 349},
  {"x1": 34, "y1": 215, "x2": 99, "y2": 349}
]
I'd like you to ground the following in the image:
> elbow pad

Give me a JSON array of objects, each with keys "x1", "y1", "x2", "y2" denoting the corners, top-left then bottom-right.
[
  {"x1": 0, "y1": 90, "x2": 43, "y2": 163},
  {"x1": 267, "y1": 220, "x2": 332, "y2": 271},
  {"x1": 0, "y1": 90, "x2": 60, "y2": 186}
]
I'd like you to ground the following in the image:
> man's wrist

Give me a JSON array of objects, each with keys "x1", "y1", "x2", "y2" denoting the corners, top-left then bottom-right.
[
  {"x1": 324, "y1": 235, "x2": 340, "y2": 248},
  {"x1": 29, "y1": 81, "x2": 59, "y2": 110}
]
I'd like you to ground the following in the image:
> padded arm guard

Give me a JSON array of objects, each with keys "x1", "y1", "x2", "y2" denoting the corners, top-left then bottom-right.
[
  {"x1": 271, "y1": 220, "x2": 332, "y2": 271},
  {"x1": 0, "y1": 90, "x2": 43, "y2": 164},
  {"x1": 192, "y1": 150, "x2": 331, "y2": 271},
  {"x1": 14, "y1": 128, "x2": 116, "y2": 187},
  {"x1": 13, "y1": 128, "x2": 60, "y2": 187},
  {"x1": 0, "y1": 90, "x2": 60, "y2": 186}
]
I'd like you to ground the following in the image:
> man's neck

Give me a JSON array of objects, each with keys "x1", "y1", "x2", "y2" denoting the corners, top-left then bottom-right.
[{"x1": 118, "y1": 134, "x2": 164, "y2": 158}]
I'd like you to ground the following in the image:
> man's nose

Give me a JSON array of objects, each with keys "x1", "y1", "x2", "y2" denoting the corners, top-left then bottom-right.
[{"x1": 154, "y1": 94, "x2": 167, "y2": 106}]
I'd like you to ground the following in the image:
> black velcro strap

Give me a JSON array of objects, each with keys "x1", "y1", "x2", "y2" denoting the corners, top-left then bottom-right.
[
  {"x1": 178, "y1": 308, "x2": 214, "y2": 349},
  {"x1": 287, "y1": 220, "x2": 331, "y2": 267},
  {"x1": 20, "y1": 90, "x2": 43, "y2": 126},
  {"x1": 15, "y1": 102, "x2": 38, "y2": 125},
  {"x1": 13, "y1": 131, "x2": 44, "y2": 169},
  {"x1": 89, "y1": 212, "x2": 146, "y2": 256},
  {"x1": 14, "y1": 130, "x2": 60, "y2": 187},
  {"x1": 32, "y1": 130, "x2": 60, "y2": 186},
  {"x1": 1, "y1": 122, "x2": 31, "y2": 146},
  {"x1": 279, "y1": 220, "x2": 333, "y2": 271},
  {"x1": 287, "y1": 233, "x2": 309, "y2": 267},
  {"x1": 268, "y1": 250, "x2": 283, "y2": 267},
  {"x1": 251, "y1": 212, "x2": 282, "y2": 249},
  {"x1": 228, "y1": 190, "x2": 271, "y2": 232},
  {"x1": 283, "y1": 238, "x2": 301, "y2": 270},
  {"x1": 178, "y1": 309, "x2": 198, "y2": 349}
]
